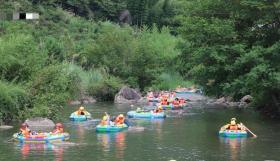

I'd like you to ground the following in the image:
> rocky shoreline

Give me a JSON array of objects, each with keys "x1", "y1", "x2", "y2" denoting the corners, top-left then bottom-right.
[
  {"x1": 68, "y1": 85, "x2": 253, "y2": 109},
  {"x1": 205, "y1": 95, "x2": 253, "y2": 108}
]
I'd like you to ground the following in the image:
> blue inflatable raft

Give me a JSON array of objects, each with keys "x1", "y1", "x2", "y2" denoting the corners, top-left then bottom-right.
[
  {"x1": 127, "y1": 111, "x2": 166, "y2": 119},
  {"x1": 219, "y1": 130, "x2": 247, "y2": 138},
  {"x1": 147, "y1": 97, "x2": 160, "y2": 102},
  {"x1": 13, "y1": 133, "x2": 70, "y2": 143},
  {"x1": 96, "y1": 124, "x2": 128, "y2": 132},
  {"x1": 69, "y1": 113, "x2": 91, "y2": 121}
]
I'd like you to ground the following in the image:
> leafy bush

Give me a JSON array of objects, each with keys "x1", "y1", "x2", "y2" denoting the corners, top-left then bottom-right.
[
  {"x1": 88, "y1": 76, "x2": 123, "y2": 101},
  {"x1": 28, "y1": 64, "x2": 74, "y2": 119},
  {"x1": 0, "y1": 81, "x2": 30, "y2": 123}
]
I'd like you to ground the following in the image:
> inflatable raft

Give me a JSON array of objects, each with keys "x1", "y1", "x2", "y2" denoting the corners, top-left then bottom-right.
[
  {"x1": 162, "y1": 104, "x2": 187, "y2": 110},
  {"x1": 96, "y1": 124, "x2": 128, "y2": 132},
  {"x1": 13, "y1": 133, "x2": 70, "y2": 143},
  {"x1": 219, "y1": 130, "x2": 247, "y2": 138},
  {"x1": 127, "y1": 111, "x2": 166, "y2": 119},
  {"x1": 69, "y1": 113, "x2": 91, "y2": 121},
  {"x1": 175, "y1": 91, "x2": 196, "y2": 94},
  {"x1": 147, "y1": 97, "x2": 160, "y2": 102}
]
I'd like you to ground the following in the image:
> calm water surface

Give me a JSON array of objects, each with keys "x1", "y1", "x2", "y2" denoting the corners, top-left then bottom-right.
[{"x1": 0, "y1": 102, "x2": 279, "y2": 161}]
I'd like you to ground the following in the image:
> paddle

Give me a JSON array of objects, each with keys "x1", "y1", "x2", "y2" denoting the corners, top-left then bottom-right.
[
  {"x1": 5, "y1": 137, "x2": 15, "y2": 143},
  {"x1": 241, "y1": 122, "x2": 257, "y2": 138}
]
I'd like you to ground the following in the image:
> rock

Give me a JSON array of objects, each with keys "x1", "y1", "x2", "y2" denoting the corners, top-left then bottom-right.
[
  {"x1": 225, "y1": 96, "x2": 234, "y2": 102},
  {"x1": 68, "y1": 96, "x2": 96, "y2": 105},
  {"x1": 205, "y1": 95, "x2": 253, "y2": 108},
  {"x1": 240, "y1": 95, "x2": 253, "y2": 103},
  {"x1": 239, "y1": 101, "x2": 249, "y2": 108},
  {"x1": 68, "y1": 100, "x2": 81, "y2": 105},
  {"x1": 228, "y1": 102, "x2": 240, "y2": 108},
  {"x1": 25, "y1": 117, "x2": 55, "y2": 132},
  {"x1": 114, "y1": 86, "x2": 142, "y2": 104},
  {"x1": 216, "y1": 97, "x2": 226, "y2": 104},
  {"x1": 0, "y1": 125, "x2": 13, "y2": 130}
]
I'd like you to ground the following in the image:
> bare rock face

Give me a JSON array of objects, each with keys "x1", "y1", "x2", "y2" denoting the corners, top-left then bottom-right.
[
  {"x1": 114, "y1": 86, "x2": 142, "y2": 104},
  {"x1": 240, "y1": 95, "x2": 253, "y2": 103},
  {"x1": 25, "y1": 117, "x2": 55, "y2": 132}
]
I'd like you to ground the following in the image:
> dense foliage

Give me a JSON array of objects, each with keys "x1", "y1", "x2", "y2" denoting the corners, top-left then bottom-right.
[
  {"x1": 0, "y1": 0, "x2": 185, "y2": 122},
  {"x1": 178, "y1": 0, "x2": 280, "y2": 118},
  {"x1": 0, "y1": 0, "x2": 279, "y2": 122}
]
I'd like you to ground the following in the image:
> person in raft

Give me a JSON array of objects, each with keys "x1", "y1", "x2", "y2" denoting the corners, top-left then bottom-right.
[
  {"x1": 19, "y1": 123, "x2": 31, "y2": 137},
  {"x1": 51, "y1": 123, "x2": 64, "y2": 134},
  {"x1": 114, "y1": 114, "x2": 125, "y2": 125},
  {"x1": 74, "y1": 106, "x2": 90, "y2": 115},
  {"x1": 172, "y1": 98, "x2": 180, "y2": 107},
  {"x1": 154, "y1": 105, "x2": 163, "y2": 113},
  {"x1": 100, "y1": 113, "x2": 112, "y2": 126},
  {"x1": 223, "y1": 118, "x2": 245, "y2": 131}
]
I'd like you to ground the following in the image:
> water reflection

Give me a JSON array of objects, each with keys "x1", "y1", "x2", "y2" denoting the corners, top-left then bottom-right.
[
  {"x1": 219, "y1": 137, "x2": 247, "y2": 161},
  {"x1": 76, "y1": 124, "x2": 86, "y2": 142},
  {"x1": 16, "y1": 143, "x2": 64, "y2": 161},
  {"x1": 97, "y1": 132, "x2": 127, "y2": 159}
]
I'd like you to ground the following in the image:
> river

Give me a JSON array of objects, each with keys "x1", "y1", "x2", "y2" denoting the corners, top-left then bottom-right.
[{"x1": 0, "y1": 102, "x2": 279, "y2": 161}]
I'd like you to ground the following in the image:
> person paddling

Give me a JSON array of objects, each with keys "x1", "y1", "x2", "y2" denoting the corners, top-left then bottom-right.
[
  {"x1": 51, "y1": 123, "x2": 64, "y2": 134},
  {"x1": 19, "y1": 123, "x2": 31, "y2": 137},
  {"x1": 222, "y1": 118, "x2": 245, "y2": 131}
]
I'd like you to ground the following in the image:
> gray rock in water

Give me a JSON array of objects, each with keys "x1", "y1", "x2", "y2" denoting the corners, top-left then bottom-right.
[
  {"x1": 68, "y1": 96, "x2": 97, "y2": 105},
  {"x1": 114, "y1": 86, "x2": 142, "y2": 104},
  {"x1": 25, "y1": 117, "x2": 55, "y2": 132},
  {"x1": 0, "y1": 125, "x2": 13, "y2": 130},
  {"x1": 240, "y1": 95, "x2": 253, "y2": 103}
]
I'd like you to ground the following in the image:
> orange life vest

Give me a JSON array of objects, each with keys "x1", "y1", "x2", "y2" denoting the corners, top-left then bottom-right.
[
  {"x1": 173, "y1": 100, "x2": 180, "y2": 106},
  {"x1": 179, "y1": 99, "x2": 185, "y2": 104},
  {"x1": 154, "y1": 109, "x2": 163, "y2": 113},
  {"x1": 20, "y1": 128, "x2": 31, "y2": 137},
  {"x1": 115, "y1": 117, "x2": 124, "y2": 124},
  {"x1": 161, "y1": 99, "x2": 168, "y2": 105},
  {"x1": 52, "y1": 128, "x2": 64, "y2": 134},
  {"x1": 229, "y1": 125, "x2": 238, "y2": 130}
]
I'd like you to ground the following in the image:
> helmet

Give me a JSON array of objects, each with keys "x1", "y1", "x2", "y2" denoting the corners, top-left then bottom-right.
[
  {"x1": 119, "y1": 114, "x2": 124, "y2": 118},
  {"x1": 21, "y1": 123, "x2": 28, "y2": 128},
  {"x1": 103, "y1": 116, "x2": 108, "y2": 121},
  {"x1": 231, "y1": 118, "x2": 236, "y2": 121},
  {"x1": 79, "y1": 106, "x2": 85, "y2": 110},
  {"x1": 158, "y1": 106, "x2": 163, "y2": 110},
  {"x1": 55, "y1": 123, "x2": 63, "y2": 128}
]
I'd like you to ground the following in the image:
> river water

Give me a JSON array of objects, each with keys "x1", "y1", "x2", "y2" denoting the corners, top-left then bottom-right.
[{"x1": 0, "y1": 102, "x2": 279, "y2": 161}]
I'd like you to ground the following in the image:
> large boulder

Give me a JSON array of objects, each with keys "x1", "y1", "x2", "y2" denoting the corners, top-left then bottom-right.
[
  {"x1": 240, "y1": 95, "x2": 253, "y2": 103},
  {"x1": 114, "y1": 86, "x2": 142, "y2": 104},
  {"x1": 25, "y1": 117, "x2": 55, "y2": 132}
]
